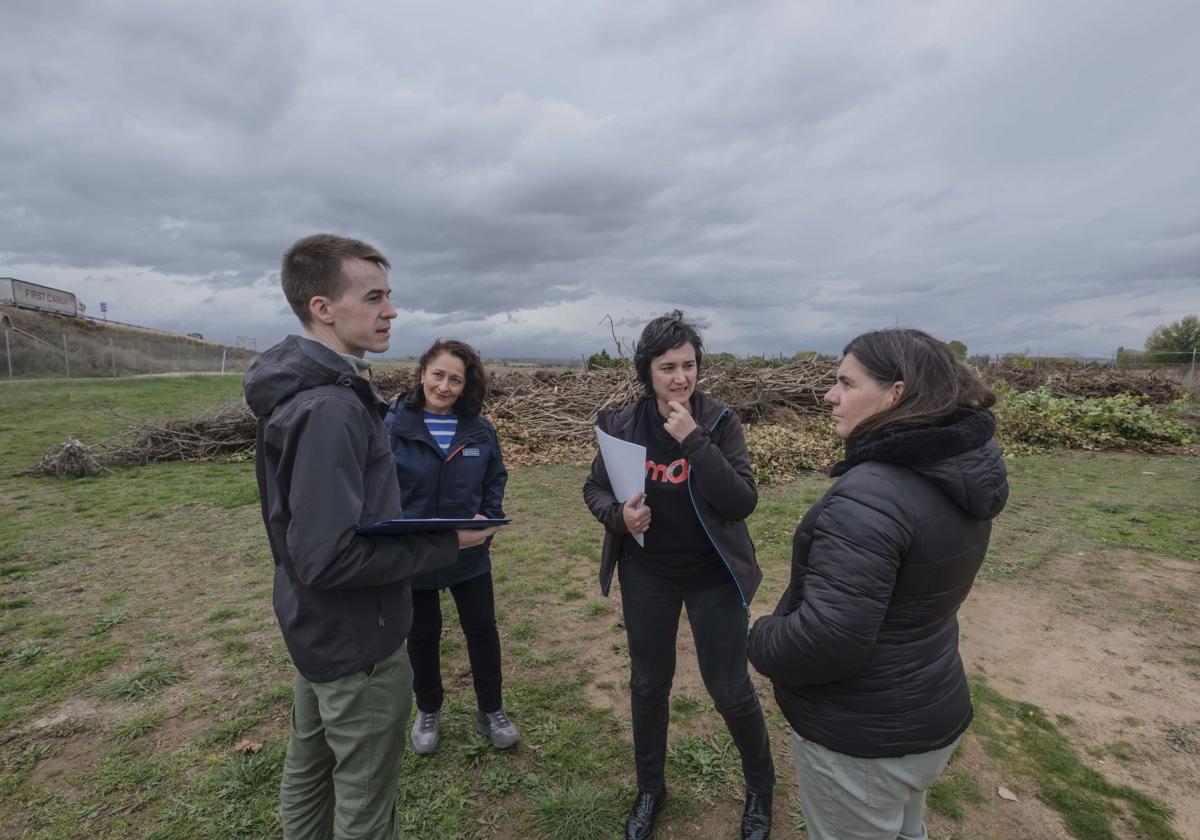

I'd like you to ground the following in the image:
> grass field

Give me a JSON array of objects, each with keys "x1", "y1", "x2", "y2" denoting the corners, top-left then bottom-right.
[{"x1": 1, "y1": 377, "x2": 1197, "y2": 839}]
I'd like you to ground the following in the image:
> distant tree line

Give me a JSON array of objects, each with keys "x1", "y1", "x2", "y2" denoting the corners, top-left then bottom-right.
[{"x1": 1118, "y1": 314, "x2": 1199, "y2": 365}]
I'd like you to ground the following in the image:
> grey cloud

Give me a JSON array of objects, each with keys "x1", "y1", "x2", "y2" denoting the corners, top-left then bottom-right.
[{"x1": 2, "y1": 0, "x2": 1198, "y2": 358}]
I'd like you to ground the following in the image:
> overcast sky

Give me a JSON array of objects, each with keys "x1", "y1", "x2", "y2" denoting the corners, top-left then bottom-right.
[{"x1": 3, "y1": 0, "x2": 1198, "y2": 359}]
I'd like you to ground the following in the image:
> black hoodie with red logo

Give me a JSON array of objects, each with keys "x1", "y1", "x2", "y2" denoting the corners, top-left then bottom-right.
[{"x1": 583, "y1": 391, "x2": 762, "y2": 609}]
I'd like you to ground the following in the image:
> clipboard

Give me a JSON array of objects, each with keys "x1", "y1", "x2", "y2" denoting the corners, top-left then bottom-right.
[{"x1": 357, "y1": 517, "x2": 511, "y2": 536}]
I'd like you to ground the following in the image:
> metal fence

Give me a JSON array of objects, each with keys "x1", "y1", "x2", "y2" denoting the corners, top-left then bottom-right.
[
  {"x1": 1, "y1": 325, "x2": 257, "y2": 379},
  {"x1": 975, "y1": 351, "x2": 1197, "y2": 391}
]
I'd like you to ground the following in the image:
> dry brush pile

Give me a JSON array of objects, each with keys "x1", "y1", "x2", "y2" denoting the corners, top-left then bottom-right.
[
  {"x1": 22, "y1": 362, "x2": 840, "y2": 481},
  {"x1": 986, "y1": 361, "x2": 1188, "y2": 404},
  {"x1": 22, "y1": 402, "x2": 255, "y2": 479},
  {"x1": 22, "y1": 360, "x2": 1195, "y2": 482},
  {"x1": 374, "y1": 361, "x2": 842, "y2": 476}
]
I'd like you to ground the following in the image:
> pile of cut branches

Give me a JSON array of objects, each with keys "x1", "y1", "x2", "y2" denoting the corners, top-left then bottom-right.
[
  {"x1": 24, "y1": 358, "x2": 1193, "y2": 479},
  {"x1": 984, "y1": 363, "x2": 1187, "y2": 404},
  {"x1": 23, "y1": 438, "x2": 108, "y2": 479},
  {"x1": 376, "y1": 360, "x2": 838, "y2": 440},
  {"x1": 23, "y1": 402, "x2": 256, "y2": 478},
  {"x1": 97, "y1": 401, "x2": 257, "y2": 464}
]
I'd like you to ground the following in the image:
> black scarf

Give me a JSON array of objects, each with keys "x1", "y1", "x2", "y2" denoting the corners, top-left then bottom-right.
[{"x1": 829, "y1": 408, "x2": 996, "y2": 477}]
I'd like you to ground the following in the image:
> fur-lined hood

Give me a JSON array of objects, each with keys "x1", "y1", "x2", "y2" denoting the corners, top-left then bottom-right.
[{"x1": 831, "y1": 408, "x2": 1008, "y2": 521}]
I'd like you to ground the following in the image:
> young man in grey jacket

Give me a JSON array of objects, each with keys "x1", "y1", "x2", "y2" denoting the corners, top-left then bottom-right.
[{"x1": 244, "y1": 234, "x2": 498, "y2": 839}]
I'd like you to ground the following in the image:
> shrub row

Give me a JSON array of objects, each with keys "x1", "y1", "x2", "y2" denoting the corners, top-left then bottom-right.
[
  {"x1": 743, "y1": 390, "x2": 1195, "y2": 485},
  {"x1": 992, "y1": 387, "x2": 1194, "y2": 456}
]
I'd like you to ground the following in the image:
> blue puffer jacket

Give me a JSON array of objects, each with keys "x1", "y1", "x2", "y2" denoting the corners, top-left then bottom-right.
[{"x1": 385, "y1": 398, "x2": 508, "y2": 590}]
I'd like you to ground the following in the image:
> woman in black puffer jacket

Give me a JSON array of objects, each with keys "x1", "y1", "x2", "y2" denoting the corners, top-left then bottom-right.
[{"x1": 748, "y1": 329, "x2": 1008, "y2": 840}]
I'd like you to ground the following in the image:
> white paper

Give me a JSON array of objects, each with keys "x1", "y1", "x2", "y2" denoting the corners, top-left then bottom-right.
[{"x1": 595, "y1": 425, "x2": 648, "y2": 547}]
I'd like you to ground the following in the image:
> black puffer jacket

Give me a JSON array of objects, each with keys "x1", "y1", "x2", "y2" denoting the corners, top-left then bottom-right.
[{"x1": 748, "y1": 409, "x2": 1008, "y2": 758}]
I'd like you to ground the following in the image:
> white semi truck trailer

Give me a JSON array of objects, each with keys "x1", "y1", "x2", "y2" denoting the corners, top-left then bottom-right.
[{"x1": 0, "y1": 277, "x2": 80, "y2": 316}]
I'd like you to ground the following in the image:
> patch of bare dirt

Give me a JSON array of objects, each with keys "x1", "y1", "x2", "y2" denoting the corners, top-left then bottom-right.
[
  {"x1": 26, "y1": 734, "x2": 104, "y2": 789},
  {"x1": 27, "y1": 698, "x2": 109, "y2": 733},
  {"x1": 960, "y1": 550, "x2": 1200, "y2": 839},
  {"x1": 572, "y1": 582, "x2": 738, "y2": 739}
]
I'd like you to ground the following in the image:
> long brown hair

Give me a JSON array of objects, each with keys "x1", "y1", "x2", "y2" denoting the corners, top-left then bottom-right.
[{"x1": 843, "y1": 329, "x2": 995, "y2": 444}]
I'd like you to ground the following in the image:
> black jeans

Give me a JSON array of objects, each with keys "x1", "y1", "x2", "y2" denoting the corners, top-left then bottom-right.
[
  {"x1": 407, "y1": 572, "x2": 503, "y2": 714},
  {"x1": 618, "y1": 559, "x2": 775, "y2": 794}
]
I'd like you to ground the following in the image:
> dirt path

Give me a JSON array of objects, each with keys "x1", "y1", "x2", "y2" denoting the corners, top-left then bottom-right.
[
  {"x1": 960, "y1": 550, "x2": 1200, "y2": 839},
  {"x1": 571, "y1": 547, "x2": 1200, "y2": 839}
]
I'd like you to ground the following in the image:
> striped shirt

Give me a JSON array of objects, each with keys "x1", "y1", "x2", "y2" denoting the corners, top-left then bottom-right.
[{"x1": 423, "y1": 411, "x2": 458, "y2": 454}]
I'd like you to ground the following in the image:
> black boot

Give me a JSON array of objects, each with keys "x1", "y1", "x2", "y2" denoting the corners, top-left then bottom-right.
[
  {"x1": 741, "y1": 787, "x2": 772, "y2": 839},
  {"x1": 625, "y1": 787, "x2": 666, "y2": 840}
]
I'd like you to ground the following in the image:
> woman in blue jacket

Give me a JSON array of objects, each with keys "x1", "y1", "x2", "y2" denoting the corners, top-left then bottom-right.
[{"x1": 386, "y1": 339, "x2": 517, "y2": 754}]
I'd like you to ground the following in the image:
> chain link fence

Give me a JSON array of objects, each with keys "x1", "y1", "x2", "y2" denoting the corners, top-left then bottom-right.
[
  {"x1": 1, "y1": 308, "x2": 257, "y2": 379},
  {"x1": 973, "y1": 351, "x2": 1198, "y2": 393}
]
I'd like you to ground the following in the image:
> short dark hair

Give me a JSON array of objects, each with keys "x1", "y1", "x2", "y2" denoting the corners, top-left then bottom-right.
[
  {"x1": 842, "y1": 328, "x2": 996, "y2": 444},
  {"x1": 281, "y1": 234, "x2": 391, "y2": 325},
  {"x1": 407, "y1": 339, "x2": 488, "y2": 417},
  {"x1": 634, "y1": 309, "x2": 704, "y2": 396}
]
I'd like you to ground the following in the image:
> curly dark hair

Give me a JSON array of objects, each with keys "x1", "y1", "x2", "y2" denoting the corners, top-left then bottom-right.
[
  {"x1": 842, "y1": 328, "x2": 996, "y2": 443},
  {"x1": 406, "y1": 339, "x2": 488, "y2": 417},
  {"x1": 633, "y1": 309, "x2": 704, "y2": 396}
]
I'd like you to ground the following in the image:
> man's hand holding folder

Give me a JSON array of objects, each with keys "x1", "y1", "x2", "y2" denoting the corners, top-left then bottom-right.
[{"x1": 459, "y1": 514, "x2": 500, "y2": 549}]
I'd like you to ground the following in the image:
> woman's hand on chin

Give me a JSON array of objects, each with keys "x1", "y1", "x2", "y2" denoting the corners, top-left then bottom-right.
[{"x1": 663, "y1": 400, "x2": 697, "y2": 443}]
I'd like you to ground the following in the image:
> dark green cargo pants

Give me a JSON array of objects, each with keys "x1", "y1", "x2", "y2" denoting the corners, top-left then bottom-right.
[{"x1": 280, "y1": 642, "x2": 413, "y2": 839}]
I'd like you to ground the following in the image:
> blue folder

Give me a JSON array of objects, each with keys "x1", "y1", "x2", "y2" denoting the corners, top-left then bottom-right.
[{"x1": 357, "y1": 517, "x2": 511, "y2": 536}]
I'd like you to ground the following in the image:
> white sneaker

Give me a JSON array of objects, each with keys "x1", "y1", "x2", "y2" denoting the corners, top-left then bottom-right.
[
  {"x1": 411, "y1": 709, "x2": 440, "y2": 754},
  {"x1": 476, "y1": 709, "x2": 520, "y2": 749}
]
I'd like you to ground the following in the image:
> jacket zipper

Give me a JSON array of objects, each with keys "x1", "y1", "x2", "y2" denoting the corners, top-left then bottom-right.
[
  {"x1": 437, "y1": 434, "x2": 485, "y2": 516},
  {"x1": 685, "y1": 409, "x2": 750, "y2": 613},
  {"x1": 392, "y1": 413, "x2": 486, "y2": 516}
]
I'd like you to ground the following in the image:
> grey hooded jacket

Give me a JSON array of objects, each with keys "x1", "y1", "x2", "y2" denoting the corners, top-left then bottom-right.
[{"x1": 244, "y1": 335, "x2": 457, "y2": 682}]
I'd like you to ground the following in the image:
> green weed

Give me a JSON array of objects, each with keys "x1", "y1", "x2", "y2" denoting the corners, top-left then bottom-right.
[
  {"x1": 109, "y1": 710, "x2": 166, "y2": 742},
  {"x1": 666, "y1": 733, "x2": 741, "y2": 804},
  {"x1": 670, "y1": 694, "x2": 704, "y2": 718},
  {"x1": 97, "y1": 662, "x2": 186, "y2": 701},
  {"x1": 0, "y1": 643, "x2": 125, "y2": 728},
  {"x1": 529, "y1": 780, "x2": 626, "y2": 840},
  {"x1": 204, "y1": 607, "x2": 237, "y2": 623},
  {"x1": 582, "y1": 601, "x2": 611, "y2": 618},
  {"x1": 510, "y1": 617, "x2": 539, "y2": 641},
  {"x1": 88, "y1": 609, "x2": 131, "y2": 636},
  {"x1": 927, "y1": 759, "x2": 986, "y2": 821}
]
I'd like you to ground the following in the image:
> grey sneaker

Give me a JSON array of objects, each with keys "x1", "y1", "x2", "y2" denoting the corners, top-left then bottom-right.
[
  {"x1": 411, "y1": 709, "x2": 440, "y2": 755},
  {"x1": 476, "y1": 709, "x2": 520, "y2": 749}
]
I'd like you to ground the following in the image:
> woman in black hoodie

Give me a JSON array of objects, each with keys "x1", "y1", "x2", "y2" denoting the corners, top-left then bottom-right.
[
  {"x1": 584, "y1": 311, "x2": 775, "y2": 840},
  {"x1": 748, "y1": 329, "x2": 1008, "y2": 840}
]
